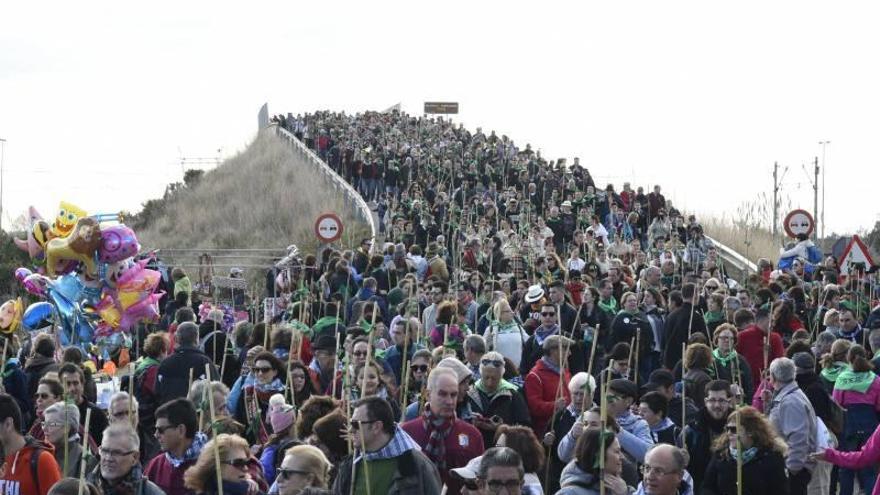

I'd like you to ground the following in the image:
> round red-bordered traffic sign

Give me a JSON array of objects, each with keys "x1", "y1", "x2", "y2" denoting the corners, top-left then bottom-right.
[
  {"x1": 314, "y1": 213, "x2": 344, "y2": 243},
  {"x1": 783, "y1": 209, "x2": 814, "y2": 239}
]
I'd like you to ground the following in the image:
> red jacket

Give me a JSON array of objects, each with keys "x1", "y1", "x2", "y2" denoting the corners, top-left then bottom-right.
[
  {"x1": 524, "y1": 358, "x2": 572, "y2": 435},
  {"x1": 736, "y1": 325, "x2": 784, "y2": 388},
  {"x1": 145, "y1": 452, "x2": 196, "y2": 495},
  {"x1": 0, "y1": 437, "x2": 61, "y2": 495},
  {"x1": 401, "y1": 416, "x2": 483, "y2": 495}
]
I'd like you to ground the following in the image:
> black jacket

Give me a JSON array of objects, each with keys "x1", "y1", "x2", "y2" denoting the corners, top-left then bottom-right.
[
  {"x1": 701, "y1": 447, "x2": 789, "y2": 495},
  {"x1": 681, "y1": 408, "x2": 727, "y2": 492},
  {"x1": 663, "y1": 303, "x2": 707, "y2": 369},
  {"x1": 797, "y1": 370, "x2": 842, "y2": 435},
  {"x1": 609, "y1": 311, "x2": 654, "y2": 359},
  {"x1": 156, "y1": 346, "x2": 220, "y2": 405},
  {"x1": 333, "y1": 448, "x2": 442, "y2": 495},
  {"x1": 466, "y1": 386, "x2": 531, "y2": 447}
]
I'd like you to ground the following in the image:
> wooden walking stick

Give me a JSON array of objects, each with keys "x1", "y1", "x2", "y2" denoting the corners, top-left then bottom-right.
[
  {"x1": 330, "y1": 330, "x2": 342, "y2": 398},
  {"x1": 587, "y1": 324, "x2": 601, "y2": 378},
  {"x1": 205, "y1": 364, "x2": 224, "y2": 495},
  {"x1": 633, "y1": 328, "x2": 641, "y2": 387},
  {"x1": 681, "y1": 342, "x2": 687, "y2": 429},
  {"x1": 188, "y1": 368, "x2": 194, "y2": 393},
  {"x1": 128, "y1": 361, "x2": 136, "y2": 421},
  {"x1": 627, "y1": 336, "x2": 636, "y2": 381},
  {"x1": 77, "y1": 408, "x2": 92, "y2": 495},
  {"x1": 63, "y1": 401, "x2": 70, "y2": 475},
  {"x1": 736, "y1": 407, "x2": 743, "y2": 495}
]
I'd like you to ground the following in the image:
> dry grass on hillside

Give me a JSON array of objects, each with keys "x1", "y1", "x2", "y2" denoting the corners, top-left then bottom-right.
[
  {"x1": 139, "y1": 130, "x2": 370, "y2": 260},
  {"x1": 702, "y1": 215, "x2": 780, "y2": 264}
]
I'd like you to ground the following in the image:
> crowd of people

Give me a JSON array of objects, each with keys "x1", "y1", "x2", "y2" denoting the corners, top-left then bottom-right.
[{"x1": 0, "y1": 108, "x2": 877, "y2": 495}]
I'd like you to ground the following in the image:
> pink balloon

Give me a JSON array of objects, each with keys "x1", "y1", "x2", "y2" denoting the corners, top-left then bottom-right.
[{"x1": 98, "y1": 225, "x2": 140, "y2": 264}]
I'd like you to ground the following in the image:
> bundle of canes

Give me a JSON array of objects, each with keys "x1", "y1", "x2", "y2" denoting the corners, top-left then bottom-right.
[
  {"x1": 681, "y1": 342, "x2": 688, "y2": 429},
  {"x1": 398, "y1": 284, "x2": 416, "y2": 422},
  {"x1": 542, "y1": 321, "x2": 570, "y2": 490},
  {"x1": 77, "y1": 408, "x2": 92, "y2": 495},
  {"x1": 205, "y1": 364, "x2": 225, "y2": 495}
]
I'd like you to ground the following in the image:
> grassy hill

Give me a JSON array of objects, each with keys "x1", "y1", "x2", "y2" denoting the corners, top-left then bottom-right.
[{"x1": 135, "y1": 129, "x2": 370, "y2": 271}]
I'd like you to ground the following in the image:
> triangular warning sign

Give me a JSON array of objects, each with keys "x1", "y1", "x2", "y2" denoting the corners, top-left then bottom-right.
[{"x1": 839, "y1": 235, "x2": 875, "y2": 274}]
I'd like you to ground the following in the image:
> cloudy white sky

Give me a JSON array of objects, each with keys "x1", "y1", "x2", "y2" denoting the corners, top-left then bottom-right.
[{"x1": 2, "y1": 1, "x2": 878, "y2": 238}]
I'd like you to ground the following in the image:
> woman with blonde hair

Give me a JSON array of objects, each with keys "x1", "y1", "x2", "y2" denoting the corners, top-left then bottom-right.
[
  {"x1": 276, "y1": 444, "x2": 332, "y2": 495},
  {"x1": 484, "y1": 298, "x2": 528, "y2": 369},
  {"x1": 184, "y1": 433, "x2": 261, "y2": 495},
  {"x1": 700, "y1": 406, "x2": 788, "y2": 494}
]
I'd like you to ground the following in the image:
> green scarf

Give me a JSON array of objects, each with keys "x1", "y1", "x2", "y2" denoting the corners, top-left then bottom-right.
[
  {"x1": 835, "y1": 369, "x2": 877, "y2": 393},
  {"x1": 598, "y1": 297, "x2": 618, "y2": 314},
  {"x1": 135, "y1": 356, "x2": 161, "y2": 374},
  {"x1": 704, "y1": 311, "x2": 725, "y2": 325},
  {"x1": 475, "y1": 378, "x2": 518, "y2": 396},
  {"x1": 821, "y1": 362, "x2": 850, "y2": 383},
  {"x1": 712, "y1": 348, "x2": 738, "y2": 369}
]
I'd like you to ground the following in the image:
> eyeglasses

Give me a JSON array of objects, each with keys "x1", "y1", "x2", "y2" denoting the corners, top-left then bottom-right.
[
  {"x1": 253, "y1": 366, "x2": 273, "y2": 374},
  {"x1": 353, "y1": 351, "x2": 369, "y2": 357},
  {"x1": 34, "y1": 393, "x2": 53, "y2": 400},
  {"x1": 99, "y1": 447, "x2": 136, "y2": 459},
  {"x1": 43, "y1": 421, "x2": 65, "y2": 428},
  {"x1": 222, "y1": 458, "x2": 249, "y2": 469},
  {"x1": 411, "y1": 364, "x2": 429, "y2": 372},
  {"x1": 277, "y1": 468, "x2": 312, "y2": 480},
  {"x1": 541, "y1": 312, "x2": 556, "y2": 317},
  {"x1": 349, "y1": 419, "x2": 380, "y2": 431},
  {"x1": 642, "y1": 465, "x2": 679, "y2": 477},
  {"x1": 154, "y1": 424, "x2": 177, "y2": 435},
  {"x1": 725, "y1": 425, "x2": 739, "y2": 434},
  {"x1": 480, "y1": 359, "x2": 504, "y2": 368},
  {"x1": 485, "y1": 479, "x2": 523, "y2": 492}
]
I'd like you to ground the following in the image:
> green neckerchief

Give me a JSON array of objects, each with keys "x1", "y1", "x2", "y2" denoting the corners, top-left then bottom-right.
[
  {"x1": 704, "y1": 311, "x2": 725, "y2": 325},
  {"x1": 835, "y1": 369, "x2": 877, "y2": 393},
  {"x1": 821, "y1": 362, "x2": 850, "y2": 383},
  {"x1": 135, "y1": 356, "x2": 161, "y2": 374},
  {"x1": 598, "y1": 297, "x2": 618, "y2": 314},
  {"x1": 492, "y1": 319, "x2": 521, "y2": 333},
  {"x1": 475, "y1": 378, "x2": 518, "y2": 396},
  {"x1": 712, "y1": 349, "x2": 738, "y2": 368}
]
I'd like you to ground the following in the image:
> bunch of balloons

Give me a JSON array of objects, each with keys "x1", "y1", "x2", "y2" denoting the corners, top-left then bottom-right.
[{"x1": 8, "y1": 202, "x2": 163, "y2": 347}]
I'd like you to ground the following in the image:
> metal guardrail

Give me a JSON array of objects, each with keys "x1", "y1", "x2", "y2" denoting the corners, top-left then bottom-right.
[
  {"x1": 706, "y1": 235, "x2": 758, "y2": 279},
  {"x1": 271, "y1": 124, "x2": 377, "y2": 244}
]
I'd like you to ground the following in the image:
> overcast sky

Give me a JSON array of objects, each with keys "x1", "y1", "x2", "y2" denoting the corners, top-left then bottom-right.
[{"x1": 2, "y1": 1, "x2": 878, "y2": 239}]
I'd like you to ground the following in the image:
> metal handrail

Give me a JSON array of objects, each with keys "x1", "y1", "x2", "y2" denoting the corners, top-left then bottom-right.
[
  {"x1": 271, "y1": 124, "x2": 377, "y2": 244},
  {"x1": 706, "y1": 235, "x2": 758, "y2": 277}
]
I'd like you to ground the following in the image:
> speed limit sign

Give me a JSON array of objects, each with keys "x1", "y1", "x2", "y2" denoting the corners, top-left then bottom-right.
[
  {"x1": 314, "y1": 213, "x2": 344, "y2": 243},
  {"x1": 783, "y1": 209, "x2": 815, "y2": 239}
]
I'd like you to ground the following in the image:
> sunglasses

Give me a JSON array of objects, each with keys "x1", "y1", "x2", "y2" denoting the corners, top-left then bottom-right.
[
  {"x1": 34, "y1": 393, "x2": 53, "y2": 400},
  {"x1": 222, "y1": 458, "x2": 249, "y2": 469},
  {"x1": 277, "y1": 468, "x2": 311, "y2": 480},
  {"x1": 353, "y1": 351, "x2": 369, "y2": 357},
  {"x1": 154, "y1": 424, "x2": 177, "y2": 434},
  {"x1": 725, "y1": 425, "x2": 739, "y2": 434},
  {"x1": 541, "y1": 312, "x2": 556, "y2": 316},
  {"x1": 480, "y1": 359, "x2": 504, "y2": 368},
  {"x1": 349, "y1": 419, "x2": 380, "y2": 431},
  {"x1": 253, "y1": 366, "x2": 273, "y2": 374},
  {"x1": 411, "y1": 364, "x2": 429, "y2": 372}
]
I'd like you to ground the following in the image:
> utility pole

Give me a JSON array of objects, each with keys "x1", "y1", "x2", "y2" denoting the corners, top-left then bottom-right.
[
  {"x1": 0, "y1": 138, "x2": 5, "y2": 231},
  {"x1": 819, "y1": 140, "x2": 830, "y2": 239},
  {"x1": 813, "y1": 156, "x2": 819, "y2": 243},
  {"x1": 772, "y1": 162, "x2": 779, "y2": 237}
]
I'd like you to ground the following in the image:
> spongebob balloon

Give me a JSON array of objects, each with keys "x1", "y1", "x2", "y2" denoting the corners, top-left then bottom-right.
[
  {"x1": 50, "y1": 201, "x2": 87, "y2": 239},
  {"x1": 0, "y1": 298, "x2": 23, "y2": 334}
]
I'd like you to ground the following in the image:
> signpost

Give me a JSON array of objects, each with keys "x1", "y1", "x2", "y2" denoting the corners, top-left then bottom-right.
[
  {"x1": 783, "y1": 209, "x2": 815, "y2": 239},
  {"x1": 839, "y1": 235, "x2": 875, "y2": 275},
  {"x1": 314, "y1": 213, "x2": 344, "y2": 244},
  {"x1": 424, "y1": 102, "x2": 459, "y2": 115}
]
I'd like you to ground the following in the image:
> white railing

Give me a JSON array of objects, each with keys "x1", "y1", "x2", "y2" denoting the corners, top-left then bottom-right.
[
  {"x1": 271, "y1": 124, "x2": 377, "y2": 244},
  {"x1": 706, "y1": 235, "x2": 758, "y2": 278}
]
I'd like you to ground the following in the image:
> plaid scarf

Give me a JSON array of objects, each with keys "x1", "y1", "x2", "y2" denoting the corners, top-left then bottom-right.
[
  {"x1": 422, "y1": 404, "x2": 454, "y2": 470},
  {"x1": 356, "y1": 425, "x2": 420, "y2": 463},
  {"x1": 90, "y1": 463, "x2": 145, "y2": 495}
]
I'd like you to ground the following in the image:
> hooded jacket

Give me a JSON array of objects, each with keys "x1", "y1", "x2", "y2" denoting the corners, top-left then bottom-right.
[
  {"x1": 24, "y1": 354, "x2": 59, "y2": 398},
  {"x1": 0, "y1": 436, "x2": 62, "y2": 495}
]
